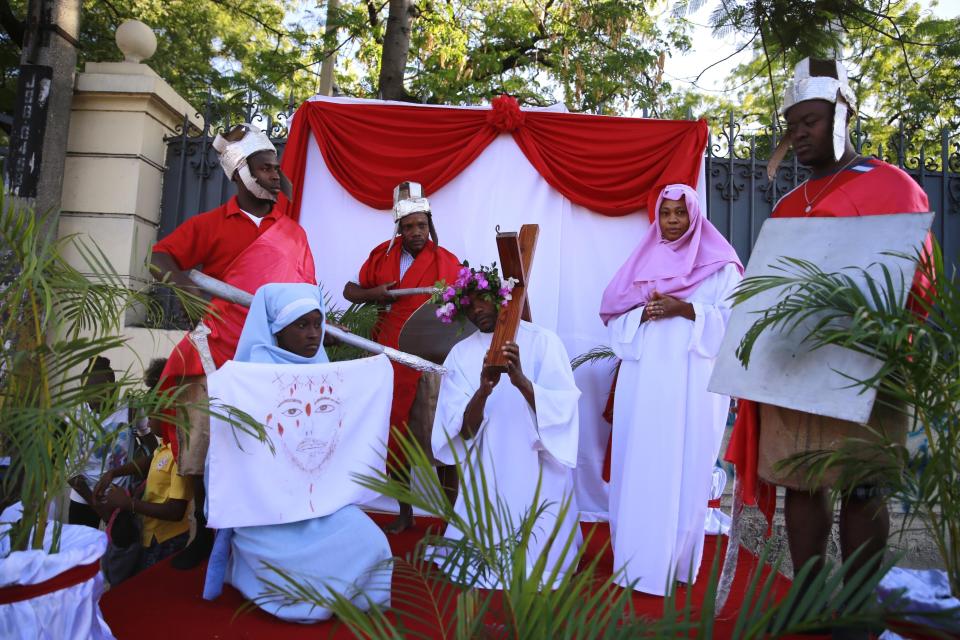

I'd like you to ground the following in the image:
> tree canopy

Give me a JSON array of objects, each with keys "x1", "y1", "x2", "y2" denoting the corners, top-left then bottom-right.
[
  {"x1": 679, "y1": 0, "x2": 960, "y2": 143},
  {"x1": 332, "y1": 0, "x2": 690, "y2": 114},
  {"x1": 0, "y1": 0, "x2": 693, "y2": 124},
  {"x1": 0, "y1": 0, "x2": 957, "y2": 135}
]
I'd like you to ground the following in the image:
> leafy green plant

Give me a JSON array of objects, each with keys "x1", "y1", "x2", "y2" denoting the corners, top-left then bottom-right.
[
  {"x1": 0, "y1": 201, "x2": 267, "y2": 554},
  {"x1": 323, "y1": 298, "x2": 380, "y2": 363},
  {"x1": 732, "y1": 240, "x2": 959, "y2": 596},
  {"x1": 246, "y1": 429, "x2": 950, "y2": 638}
]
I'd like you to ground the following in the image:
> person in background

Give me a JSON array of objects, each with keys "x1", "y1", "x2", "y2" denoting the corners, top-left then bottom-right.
[
  {"x1": 343, "y1": 181, "x2": 461, "y2": 534},
  {"x1": 94, "y1": 416, "x2": 193, "y2": 573},
  {"x1": 67, "y1": 357, "x2": 131, "y2": 529}
]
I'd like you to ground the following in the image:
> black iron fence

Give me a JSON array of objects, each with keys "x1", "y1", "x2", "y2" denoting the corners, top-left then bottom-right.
[{"x1": 151, "y1": 101, "x2": 959, "y2": 328}]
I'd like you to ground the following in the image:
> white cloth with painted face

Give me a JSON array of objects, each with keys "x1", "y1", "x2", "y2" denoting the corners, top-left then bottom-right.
[
  {"x1": 203, "y1": 283, "x2": 392, "y2": 622},
  {"x1": 430, "y1": 321, "x2": 582, "y2": 589}
]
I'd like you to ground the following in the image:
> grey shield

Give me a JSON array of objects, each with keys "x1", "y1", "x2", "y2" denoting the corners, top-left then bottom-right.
[
  {"x1": 398, "y1": 302, "x2": 478, "y2": 365},
  {"x1": 708, "y1": 212, "x2": 934, "y2": 423}
]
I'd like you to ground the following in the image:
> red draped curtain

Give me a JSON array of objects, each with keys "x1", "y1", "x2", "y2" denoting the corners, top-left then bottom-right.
[{"x1": 282, "y1": 96, "x2": 708, "y2": 222}]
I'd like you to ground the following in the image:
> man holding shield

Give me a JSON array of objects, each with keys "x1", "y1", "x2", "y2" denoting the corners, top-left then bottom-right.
[
  {"x1": 343, "y1": 182, "x2": 461, "y2": 533},
  {"x1": 726, "y1": 58, "x2": 930, "y2": 608}
]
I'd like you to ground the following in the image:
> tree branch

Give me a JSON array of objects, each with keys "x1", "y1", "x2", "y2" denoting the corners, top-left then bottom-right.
[{"x1": 206, "y1": 0, "x2": 289, "y2": 38}]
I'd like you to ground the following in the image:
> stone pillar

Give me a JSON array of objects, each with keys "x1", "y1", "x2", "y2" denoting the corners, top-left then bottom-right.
[{"x1": 58, "y1": 20, "x2": 197, "y2": 374}]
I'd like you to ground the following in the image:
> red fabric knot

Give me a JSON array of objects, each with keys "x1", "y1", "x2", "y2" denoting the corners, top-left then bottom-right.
[{"x1": 486, "y1": 95, "x2": 525, "y2": 133}]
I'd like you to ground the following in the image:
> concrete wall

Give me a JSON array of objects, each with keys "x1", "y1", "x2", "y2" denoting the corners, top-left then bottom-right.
[{"x1": 59, "y1": 57, "x2": 197, "y2": 377}]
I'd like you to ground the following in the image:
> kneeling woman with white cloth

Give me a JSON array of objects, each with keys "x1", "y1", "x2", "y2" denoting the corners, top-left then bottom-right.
[
  {"x1": 599, "y1": 184, "x2": 743, "y2": 596},
  {"x1": 202, "y1": 283, "x2": 391, "y2": 622}
]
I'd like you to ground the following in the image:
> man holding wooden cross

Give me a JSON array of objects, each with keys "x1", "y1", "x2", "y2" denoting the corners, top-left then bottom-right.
[{"x1": 429, "y1": 230, "x2": 582, "y2": 588}]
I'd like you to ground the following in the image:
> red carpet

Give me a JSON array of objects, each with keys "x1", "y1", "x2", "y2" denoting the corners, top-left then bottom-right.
[{"x1": 101, "y1": 514, "x2": 800, "y2": 639}]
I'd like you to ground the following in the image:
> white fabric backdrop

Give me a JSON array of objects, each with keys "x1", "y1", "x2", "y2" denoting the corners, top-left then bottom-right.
[{"x1": 297, "y1": 99, "x2": 705, "y2": 519}]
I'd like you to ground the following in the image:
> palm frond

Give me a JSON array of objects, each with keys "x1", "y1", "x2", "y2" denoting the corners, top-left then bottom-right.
[
  {"x1": 0, "y1": 198, "x2": 268, "y2": 553},
  {"x1": 570, "y1": 345, "x2": 618, "y2": 371}
]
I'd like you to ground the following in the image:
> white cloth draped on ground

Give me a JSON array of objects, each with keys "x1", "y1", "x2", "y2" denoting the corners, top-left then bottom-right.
[
  {"x1": 206, "y1": 356, "x2": 393, "y2": 528},
  {"x1": 877, "y1": 568, "x2": 960, "y2": 639},
  {"x1": 430, "y1": 321, "x2": 582, "y2": 589},
  {"x1": 607, "y1": 263, "x2": 741, "y2": 596},
  {"x1": 0, "y1": 503, "x2": 114, "y2": 639}
]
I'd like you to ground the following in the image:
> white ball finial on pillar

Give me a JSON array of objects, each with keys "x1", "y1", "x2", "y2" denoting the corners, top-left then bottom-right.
[{"x1": 116, "y1": 19, "x2": 157, "y2": 64}]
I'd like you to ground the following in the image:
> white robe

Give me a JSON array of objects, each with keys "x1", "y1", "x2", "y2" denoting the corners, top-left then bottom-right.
[
  {"x1": 432, "y1": 321, "x2": 582, "y2": 589},
  {"x1": 608, "y1": 263, "x2": 741, "y2": 596}
]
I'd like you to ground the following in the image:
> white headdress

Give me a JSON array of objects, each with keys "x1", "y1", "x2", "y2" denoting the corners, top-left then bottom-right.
[
  {"x1": 767, "y1": 58, "x2": 858, "y2": 180},
  {"x1": 386, "y1": 181, "x2": 439, "y2": 254},
  {"x1": 211, "y1": 124, "x2": 278, "y2": 201}
]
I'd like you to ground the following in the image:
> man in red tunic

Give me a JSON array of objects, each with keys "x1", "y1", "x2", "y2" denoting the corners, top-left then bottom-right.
[
  {"x1": 344, "y1": 182, "x2": 461, "y2": 533},
  {"x1": 725, "y1": 58, "x2": 930, "y2": 615},
  {"x1": 151, "y1": 124, "x2": 316, "y2": 567}
]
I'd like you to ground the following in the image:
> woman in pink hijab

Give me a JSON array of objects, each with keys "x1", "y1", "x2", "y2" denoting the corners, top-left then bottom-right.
[{"x1": 600, "y1": 184, "x2": 742, "y2": 596}]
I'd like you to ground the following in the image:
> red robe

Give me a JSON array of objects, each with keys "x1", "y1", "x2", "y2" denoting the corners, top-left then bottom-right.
[
  {"x1": 724, "y1": 158, "x2": 930, "y2": 522},
  {"x1": 358, "y1": 239, "x2": 461, "y2": 462},
  {"x1": 158, "y1": 211, "x2": 316, "y2": 455}
]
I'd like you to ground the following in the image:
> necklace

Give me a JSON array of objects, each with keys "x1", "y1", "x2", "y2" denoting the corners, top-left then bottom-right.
[{"x1": 802, "y1": 155, "x2": 861, "y2": 213}]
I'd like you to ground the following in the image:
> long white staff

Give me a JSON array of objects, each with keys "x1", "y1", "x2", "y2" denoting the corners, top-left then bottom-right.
[
  {"x1": 186, "y1": 270, "x2": 446, "y2": 375},
  {"x1": 384, "y1": 286, "x2": 435, "y2": 298}
]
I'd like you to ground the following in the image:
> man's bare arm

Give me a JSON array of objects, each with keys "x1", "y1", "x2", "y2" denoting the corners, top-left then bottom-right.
[
  {"x1": 150, "y1": 252, "x2": 202, "y2": 296},
  {"x1": 343, "y1": 280, "x2": 397, "y2": 305}
]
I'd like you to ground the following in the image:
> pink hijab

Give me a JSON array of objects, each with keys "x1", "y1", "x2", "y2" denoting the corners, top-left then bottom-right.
[{"x1": 599, "y1": 184, "x2": 743, "y2": 325}]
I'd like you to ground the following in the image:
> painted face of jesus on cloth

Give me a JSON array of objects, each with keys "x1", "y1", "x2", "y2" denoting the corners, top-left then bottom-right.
[{"x1": 266, "y1": 374, "x2": 344, "y2": 473}]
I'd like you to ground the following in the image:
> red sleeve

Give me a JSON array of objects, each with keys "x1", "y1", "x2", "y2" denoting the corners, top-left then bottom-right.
[
  {"x1": 357, "y1": 241, "x2": 393, "y2": 289},
  {"x1": 152, "y1": 213, "x2": 215, "y2": 271}
]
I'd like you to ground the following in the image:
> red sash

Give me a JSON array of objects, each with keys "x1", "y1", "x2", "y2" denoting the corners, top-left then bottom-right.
[
  {"x1": 358, "y1": 240, "x2": 461, "y2": 455},
  {"x1": 160, "y1": 215, "x2": 316, "y2": 453},
  {"x1": 0, "y1": 561, "x2": 100, "y2": 605}
]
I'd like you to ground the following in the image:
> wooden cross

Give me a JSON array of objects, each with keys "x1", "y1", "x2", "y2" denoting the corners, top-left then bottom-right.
[{"x1": 485, "y1": 224, "x2": 539, "y2": 371}]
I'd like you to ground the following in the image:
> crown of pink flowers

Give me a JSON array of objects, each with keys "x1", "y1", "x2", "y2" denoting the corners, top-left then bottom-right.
[{"x1": 431, "y1": 262, "x2": 518, "y2": 325}]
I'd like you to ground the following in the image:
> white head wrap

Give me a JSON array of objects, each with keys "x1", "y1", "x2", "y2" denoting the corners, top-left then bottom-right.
[
  {"x1": 767, "y1": 58, "x2": 858, "y2": 180},
  {"x1": 211, "y1": 124, "x2": 278, "y2": 201},
  {"x1": 386, "y1": 181, "x2": 439, "y2": 254}
]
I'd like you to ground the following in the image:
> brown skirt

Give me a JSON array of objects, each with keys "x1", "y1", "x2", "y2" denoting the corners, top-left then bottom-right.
[
  {"x1": 175, "y1": 375, "x2": 210, "y2": 477},
  {"x1": 758, "y1": 398, "x2": 908, "y2": 490},
  {"x1": 407, "y1": 371, "x2": 442, "y2": 466}
]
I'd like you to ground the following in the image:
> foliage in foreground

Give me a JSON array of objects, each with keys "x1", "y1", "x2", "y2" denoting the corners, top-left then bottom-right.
[
  {"x1": 0, "y1": 201, "x2": 267, "y2": 554},
  {"x1": 249, "y1": 430, "x2": 951, "y2": 638},
  {"x1": 732, "y1": 240, "x2": 959, "y2": 596}
]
